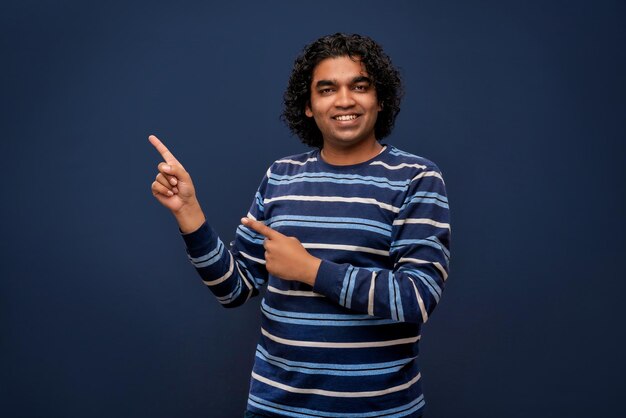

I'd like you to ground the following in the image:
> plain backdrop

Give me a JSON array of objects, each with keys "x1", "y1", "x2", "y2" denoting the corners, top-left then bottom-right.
[{"x1": 1, "y1": 1, "x2": 625, "y2": 417}]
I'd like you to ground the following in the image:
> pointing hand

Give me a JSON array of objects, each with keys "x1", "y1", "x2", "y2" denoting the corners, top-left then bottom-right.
[
  {"x1": 241, "y1": 217, "x2": 321, "y2": 285},
  {"x1": 149, "y1": 135, "x2": 205, "y2": 233}
]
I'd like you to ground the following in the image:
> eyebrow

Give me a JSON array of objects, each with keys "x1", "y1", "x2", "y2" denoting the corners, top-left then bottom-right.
[{"x1": 314, "y1": 76, "x2": 373, "y2": 88}]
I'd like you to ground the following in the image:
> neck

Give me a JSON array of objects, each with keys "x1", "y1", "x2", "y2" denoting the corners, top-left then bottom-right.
[{"x1": 320, "y1": 140, "x2": 384, "y2": 166}]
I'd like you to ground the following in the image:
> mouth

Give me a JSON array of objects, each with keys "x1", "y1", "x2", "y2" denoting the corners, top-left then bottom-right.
[{"x1": 332, "y1": 114, "x2": 360, "y2": 121}]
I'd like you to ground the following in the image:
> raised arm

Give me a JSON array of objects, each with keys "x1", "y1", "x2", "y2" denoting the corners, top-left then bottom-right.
[{"x1": 149, "y1": 134, "x2": 267, "y2": 307}]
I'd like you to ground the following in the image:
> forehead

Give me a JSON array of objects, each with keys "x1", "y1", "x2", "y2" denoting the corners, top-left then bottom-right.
[{"x1": 311, "y1": 56, "x2": 369, "y2": 82}]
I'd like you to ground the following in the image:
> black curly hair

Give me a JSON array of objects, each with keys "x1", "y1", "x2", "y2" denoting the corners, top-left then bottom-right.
[{"x1": 282, "y1": 33, "x2": 403, "y2": 148}]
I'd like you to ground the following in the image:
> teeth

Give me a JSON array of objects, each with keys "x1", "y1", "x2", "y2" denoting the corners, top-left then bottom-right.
[{"x1": 335, "y1": 115, "x2": 358, "y2": 121}]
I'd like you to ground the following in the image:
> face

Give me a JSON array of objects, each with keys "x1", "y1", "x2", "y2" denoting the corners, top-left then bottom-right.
[{"x1": 305, "y1": 56, "x2": 381, "y2": 149}]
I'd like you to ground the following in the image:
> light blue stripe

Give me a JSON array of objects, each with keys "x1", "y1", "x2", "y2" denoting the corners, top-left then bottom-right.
[
  {"x1": 215, "y1": 278, "x2": 242, "y2": 304},
  {"x1": 400, "y1": 197, "x2": 449, "y2": 211},
  {"x1": 270, "y1": 172, "x2": 409, "y2": 186},
  {"x1": 388, "y1": 272, "x2": 398, "y2": 321},
  {"x1": 401, "y1": 268, "x2": 442, "y2": 298},
  {"x1": 261, "y1": 309, "x2": 395, "y2": 326},
  {"x1": 393, "y1": 278, "x2": 405, "y2": 322},
  {"x1": 188, "y1": 239, "x2": 223, "y2": 263},
  {"x1": 236, "y1": 227, "x2": 265, "y2": 245},
  {"x1": 339, "y1": 266, "x2": 352, "y2": 306},
  {"x1": 267, "y1": 215, "x2": 392, "y2": 232},
  {"x1": 345, "y1": 268, "x2": 358, "y2": 310},
  {"x1": 268, "y1": 177, "x2": 407, "y2": 191},
  {"x1": 255, "y1": 345, "x2": 414, "y2": 376},
  {"x1": 260, "y1": 300, "x2": 394, "y2": 326},
  {"x1": 391, "y1": 238, "x2": 450, "y2": 259},
  {"x1": 270, "y1": 221, "x2": 391, "y2": 237},
  {"x1": 408, "y1": 271, "x2": 441, "y2": 303},
  {"x1": 254, "y1": 191, "x2": 264, "y2": 212},
  {"x1": 248, "y1": 393, "x2": 424, "y2": 418}
]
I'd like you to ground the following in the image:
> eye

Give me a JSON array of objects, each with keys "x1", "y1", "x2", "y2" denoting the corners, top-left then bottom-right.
[
  {"x1": 319, "y1": 88, "x2": 334, "y2": 95},
  {"x1": 353, "y1": 84, "x2": 368, "y2": 91}
]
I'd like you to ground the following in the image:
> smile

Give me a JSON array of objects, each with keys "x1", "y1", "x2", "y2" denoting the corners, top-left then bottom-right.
[{"x1": 333, "y1": 114, "x2": 359, "y2": 121}]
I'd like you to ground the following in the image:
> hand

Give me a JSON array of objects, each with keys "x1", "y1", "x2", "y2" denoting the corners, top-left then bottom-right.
[
  {"x1": 149, "y1": 134, "x2": 205, "y2": 233},
  {"x1": 241, "y1": 217, "x2": 321, "y2": 286}
]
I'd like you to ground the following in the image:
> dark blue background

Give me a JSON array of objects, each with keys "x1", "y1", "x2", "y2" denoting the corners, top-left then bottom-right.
[{"x1": 2, "y1": 1, "x2": 624, "y2": 417}]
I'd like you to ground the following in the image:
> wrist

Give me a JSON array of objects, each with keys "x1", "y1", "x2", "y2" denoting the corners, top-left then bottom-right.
[
  {"x1": 174, "y1": 200, "x2": 206, "y2": 234},
  {"x1": 300, "y1": 256, "x2": 322, "y2": 286}
]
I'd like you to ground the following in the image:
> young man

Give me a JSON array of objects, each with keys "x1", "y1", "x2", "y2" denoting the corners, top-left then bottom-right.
[{"x1": 150, "y1": 33, "x2": 450, "y2": 418}]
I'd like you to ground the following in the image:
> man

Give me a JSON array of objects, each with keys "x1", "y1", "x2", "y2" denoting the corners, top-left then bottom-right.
[{"x1": 150, "y1": 33, "x2": 450, "y2": 418}]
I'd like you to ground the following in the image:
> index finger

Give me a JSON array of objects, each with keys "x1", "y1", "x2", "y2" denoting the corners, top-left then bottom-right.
[
  {"x1": 149, "y1": 135, "x2": 179, "y2": 164},
  {"x1": 241, "y1": 217, "x2": 281, "y2": 239}
]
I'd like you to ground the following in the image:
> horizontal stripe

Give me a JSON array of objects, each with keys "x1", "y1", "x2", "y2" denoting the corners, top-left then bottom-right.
[
  {"x1": 188, "y1": 240, "x2": 224, "y2": 268},
  {"x1": 248, "y1": 393, "x2": 424, "y2": 418},
  {"x1": 410, "y1": 170, "x2": 443, "y2": 183},
  {"x1": 267, "y1": 286, "x2": 323, "y2": 297},
  {"x1": 255, "y1": 345, "x2": 416, "y2": 376},
  {"x1": 397, "y1": 257, "x2": 448, "y2": 281},
  {"x1": 268, "y1": 172, "x2": 409, "y2": 191},
  {"x1": 251, "y1": 370, "x2": 421, "y2": 398},
  {"x1": 391, "y1": 238, "x2": 450, "y2": 259},
  {"x1": 370, "y1": 161, "x2": 427, "y2": 170},
  {"x1": 264, "y1": 195, "x2": 400, "y2": 213},
  {"x1": 202, "y1": 254, "x2": 233, "y2": 286},
  {"x1": 302, "y1": 243, "x2": 389, "y2": 256},
  {"x1": 268, "y1": 215, "x2": 392, "y2": 233},
  {"x1": 238, "y1": 250, "x2": 266, "y2": 265},
  {"x1": 392, "y1": 218, "x2": 450, "y2": 230},
  {"x1": 261, "y1": 300, "x2": 395, "y2": 327},
  {"x1": 261, "y1": 328, "x2": 419, "y2": 348},
  {"x1": 275, "y1": 157, "x2": 318, "y2": 165}
]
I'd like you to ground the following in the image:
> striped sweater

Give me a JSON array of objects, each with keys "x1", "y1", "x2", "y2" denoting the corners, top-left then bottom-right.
[{"x1": 182, "y1": 145, "x2": 451, "y2": 417}]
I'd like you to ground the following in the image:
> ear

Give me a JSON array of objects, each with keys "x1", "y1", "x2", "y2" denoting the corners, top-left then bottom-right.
[
  {"x1": 378, "y1": 101, "x2": 383, "y2": 112},
  {"x1": 305, "y1": 101, "x2": 313, "y2": 118}
]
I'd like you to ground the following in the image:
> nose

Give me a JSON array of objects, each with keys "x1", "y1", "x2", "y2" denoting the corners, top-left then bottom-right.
[{"x1": 334, "y1": 86, "x2": 356, "y2": 108}]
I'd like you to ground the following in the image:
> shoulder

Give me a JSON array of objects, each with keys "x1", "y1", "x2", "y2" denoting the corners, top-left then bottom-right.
[
  {"x1": 267, "y1": 149, "x2": 319, "y2": 175},
  {"x1": 377, "y1": 145, "x2": 442, "y2": 176}
]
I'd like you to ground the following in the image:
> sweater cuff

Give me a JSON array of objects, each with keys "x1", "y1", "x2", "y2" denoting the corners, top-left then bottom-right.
[
  {"x1": 312, "y1": 260, "x2": 347, "y2": 302},
  {"x1": 181, "y1": 222, "x2": 218, "y2": 255}
]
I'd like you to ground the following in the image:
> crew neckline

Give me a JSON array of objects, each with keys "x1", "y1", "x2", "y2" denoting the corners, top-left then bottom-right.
[{"x1": 315, "y1": 144, "x2": 390, "y2": 170}]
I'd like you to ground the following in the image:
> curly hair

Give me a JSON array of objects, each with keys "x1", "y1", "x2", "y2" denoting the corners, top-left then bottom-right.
[{"x1": 282, "y1": 33, "x2": 403, "y2": 148}]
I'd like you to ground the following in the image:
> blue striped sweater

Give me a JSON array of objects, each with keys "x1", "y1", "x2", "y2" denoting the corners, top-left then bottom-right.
[{"x1": 182, "y1": 145, "x2": 450, "y2": 417}]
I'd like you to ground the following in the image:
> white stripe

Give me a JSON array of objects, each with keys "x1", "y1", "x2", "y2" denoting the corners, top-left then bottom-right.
[
  {"x1": 274, "y1": 158, "x2": 317, "y2": 165},
  {"x1": 267, "y1": 286, "x2": 324, "y2": 297},
  {"x1": 370, "y1": 161, "x2": 427, "y2": 170},
  {"x1": 261, "y1": 328, "x2": 419, "y2": 348},
  {"x1": 410, "y1": 171, "x2": 443, "y2": 183},
  {"x1": 239, "y1": 251, "x2": 266, "y2": 265},
  {"x1": 302, "y1": 243, "x2": 389, "y2": 256},
  {"x1": 246, "y1": 212, "x2": 257, "y2": 221},
  {"x1": 203, "y1": 255, "x2": 234, "y2": 286},
  {"x1": 392, "y1": 218, "x2": 450, "y2": 230},
  {"x1": 251, "y1": 371, "x2": 421, "y2": 398},
  {"x1": 397, "y1": 257, "x2": 448, "y2": 281},
  {"x1": 263, "y1": 195, "x2": 400, "y2": 213},
  {"x1": 367, "y1": 271, "x2": 376, "y2": 316},
  {"x1": 408, "y1": 277, "x2": 428, "y2": 323}
]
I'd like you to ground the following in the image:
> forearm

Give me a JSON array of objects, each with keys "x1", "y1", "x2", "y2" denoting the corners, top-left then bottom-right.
[
  {"x1": 183, "y1": 221, "x2": 263, "y2": 307},
  {"x1": 175, "y1": 200, "x2": 206, "y2": 234}
]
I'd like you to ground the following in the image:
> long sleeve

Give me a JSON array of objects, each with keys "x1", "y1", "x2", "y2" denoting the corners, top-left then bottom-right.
[
  {"x1": 181, "y1": 170, "x2": 272, "y2": 308},
  {"x1": 312, "y1": 163, "x2": 450, "y2": 324}
]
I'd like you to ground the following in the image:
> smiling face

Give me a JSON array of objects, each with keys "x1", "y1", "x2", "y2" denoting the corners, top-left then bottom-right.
[{"x1": 305, "y1": 56, "x2": 381, "y2": 151}]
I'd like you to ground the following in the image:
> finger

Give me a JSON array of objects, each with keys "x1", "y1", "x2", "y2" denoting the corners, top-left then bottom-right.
[
  {"x1": 152, "y1": 181, "x2": 174, "y2": 197},
  {"x1": 155, "y1": 173, "x2": 174, "y2": 190},
  {"x1": 241, "y1": 217, "x2": 281, "y2": 239},
  {"x1": 157, "y1": 162, "x2": 185, "y2": 182},
  {"x1": 157, "y1": 164, "x2": 178, "y2": 186},
  {"x1": 149, "y1": 135, "x2": 180, "y2": 165}
]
